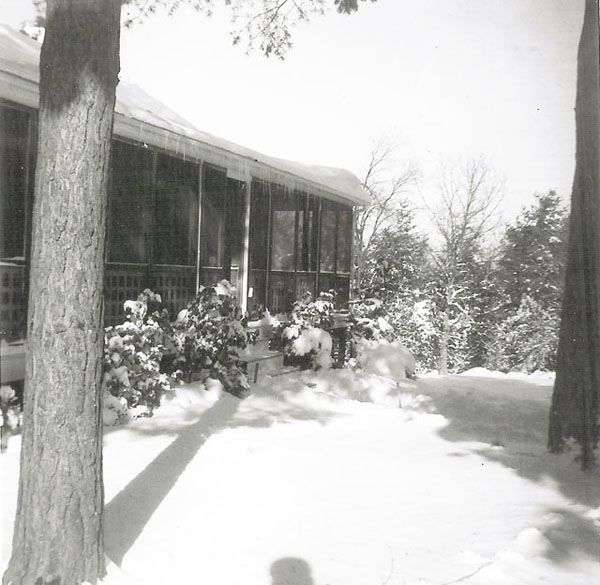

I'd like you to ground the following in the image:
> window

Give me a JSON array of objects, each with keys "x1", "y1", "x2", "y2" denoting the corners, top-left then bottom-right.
[
  {"x1": 154, "y1": 154, "x2": 199, "y2": 266},
  {"x1": 270, "y1": 186, "x2": 296, "y2": 271},
  {"x1": 0, "y1": 105, "x2": 30, "y2": 260},
  {"x1": 107, "y1": 140, "x2": 154, "y2": 263}
]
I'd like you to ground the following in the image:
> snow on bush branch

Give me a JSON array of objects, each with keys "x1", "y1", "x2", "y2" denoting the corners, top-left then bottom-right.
[
  {"x1": 171, "y1": 280, "x2": 257, "y2": 397},
  {"x1": 103, "y1": 289, "x2": 180, "y2": 424},
  {"x1": 102, "y1": 280, "x2": 256, "y2": 425}
]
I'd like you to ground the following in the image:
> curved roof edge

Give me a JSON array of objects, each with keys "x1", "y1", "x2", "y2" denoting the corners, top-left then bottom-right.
[{"x1": 0, "y1": 25, "x2": 370, "y2": 207}]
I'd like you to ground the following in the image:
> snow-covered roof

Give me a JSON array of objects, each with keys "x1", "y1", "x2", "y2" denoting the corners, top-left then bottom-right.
[{"x1": 0, "y1": 25, "x2": 370, "y2": 207}]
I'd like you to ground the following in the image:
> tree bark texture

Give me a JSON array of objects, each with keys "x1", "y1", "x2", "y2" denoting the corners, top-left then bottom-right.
[
  {"x1": 3, "y1": 1, "x2": 121, "y2": 584},
  {"x1": 548, "y1": 0, "x2": 600, "y2": 469}
]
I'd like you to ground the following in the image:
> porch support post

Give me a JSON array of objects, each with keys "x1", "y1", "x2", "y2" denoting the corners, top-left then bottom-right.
[
  {"x1": 265, "y1": 182, "x2": 273, "y2": 309},
  {"x1": 240, "y1": 180, "x2": 252, "y2": 313},
  {"x1": 195, "y1": 161, "x2": 204, "y2": 293},
  {"x1": 350, "y1": 206, "x2": 357, "y2": 300},
  {"x1": 315, "y1": 197, "x2": 322, "y2": 296}
]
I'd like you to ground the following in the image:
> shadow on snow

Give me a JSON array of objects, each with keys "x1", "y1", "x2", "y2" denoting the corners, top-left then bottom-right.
[
  {"x1": 408, "y1": 375, "x2": 600, "y2": 566},
  {"x1": 103, "y1": 375, "x2": 349, "y2": 566}
]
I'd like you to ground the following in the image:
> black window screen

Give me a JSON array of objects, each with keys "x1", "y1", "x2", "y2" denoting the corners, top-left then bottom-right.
[
  {"x1": 319, "y1": 200, "x2": 337, "y2": 273},
  {"x1": 249, "y1": 180, "x2": 270, "y2": 270},
  {"x1": 224, "y1": 178, "x2": 245, "y2": 270},
  {"x1": 271, "y1": 186, "x2": 296, "y2": 271},
  {"x1": 297, "y1": 193, "x2": 318, "y2": 272},
  {"x1": 0, "y1": 106, "x2": 29, "y2": 260},
  {"x1": 200, "y1": 165, "x2": 226, "y2": 268},
  {"x1": 336, "y1": 206, "x2": 353, "y2": 274},
  {"x1": 107, "y1": 140, "x2": 154, "y2": 263},
  {"x1": 154, "y1": 154, "x2": 199, "y2": 266}
]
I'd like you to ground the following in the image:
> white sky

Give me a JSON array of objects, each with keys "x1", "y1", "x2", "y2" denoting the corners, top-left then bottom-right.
[{"x1": 1, "y1": 0, "x2": 585, "y2": 225}]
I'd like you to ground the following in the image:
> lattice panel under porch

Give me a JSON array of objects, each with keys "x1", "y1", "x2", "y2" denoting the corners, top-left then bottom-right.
[
  {"x1": 295, "y1": 273, "x2": 316, "y2": 301},
  {"x1": 317, "y1": 274, "x2": 334, "y2": 297},
  {"x1": 149, "y1": 268, "x2": 196, "y2": 318},
  {"x1": 268, "y1": 272, "x2": 294, "y2": 315},
  {"x1": 104, "y1": 267, "x2": 147, "y2": 326},
  {"x1": 0, "y1": 264, "x2": 26, "y2": 340}
]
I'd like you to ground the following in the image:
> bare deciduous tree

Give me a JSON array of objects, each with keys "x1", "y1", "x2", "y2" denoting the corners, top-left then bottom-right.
[
  {"x1": 354, "y1": 141, "x2": 418, "y2": 290},
  {"x1": 426, "y1": 158, "x2": 504, "y2": 374}
]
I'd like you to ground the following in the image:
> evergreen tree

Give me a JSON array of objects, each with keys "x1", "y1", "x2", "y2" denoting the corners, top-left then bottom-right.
[
  {"x1": 486, "y1": 191, "x2": 568, "y2": 373},
  {"x1": 498, "y1": 191, "x2": 568, "y2": 312},
  {"x1": 487, "y1": 295, "x2": 560, "y2": 373},
  {"x1": 361, "y1": 199, "x2": 428, "y2": 298}
]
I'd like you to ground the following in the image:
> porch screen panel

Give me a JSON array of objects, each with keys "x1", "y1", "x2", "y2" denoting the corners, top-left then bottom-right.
[
  {"x1": 319, "y1": 200, "x2": 337, "y2": 273},
  {"x1": 107, "y1": 140, "x2": 154, "y2": 263},
  {"x1": 248, "y1": 181, "x2": 269, "y2": 311},
  {"x1": 225, "y1": 178, "x2": 245, "y2": 271},
  {"x1": 297, "y1": 193, "x2": 318, "y2": 273},
  {"x1": 154, "y1": 154, "x2": 199, "y2": 266},
  {"x1": 249, "y1": 180, "x2": 269, "y2": 270},
  {"x1": 200, "y1": 165, "x2": 226, "y2": 268},
  {"x1": 271, "y1": 186, "x2": 296, "y2": 271},
  {"x1": 336, "y1": 206, "x2": 353, "y2": 274},
  {"x1": 0, "y1": 105, "x2": 29, "y2": 260},
  {"x1": 0, "y1": 105, "x2": 31, "y2": 339}
]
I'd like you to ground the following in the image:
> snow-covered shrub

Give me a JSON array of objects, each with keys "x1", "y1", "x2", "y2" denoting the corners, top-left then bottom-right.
[
  {"x1": 290, "y1": 326, "x2": 333, "y2": 370},
  {"x1": 485, "y1": 295, "x2": 559, "y2": 373},
  {"x1": 348, "y1": 292, "x2": 436, "y2": 374},
  {"x1": 347, "y1": 297, "x2": 396, "y2": 343},
  {"x1": 102, "y1": 390, "x2": 129, "y2": 426},
  {"x1": 103, "y1": 289, "x2": 180, "y2": 418},
  {"x1": 291, "y1": 290, "x2": 337, "y2": 330},
  {"x1": 270, "y1": 291, "x2": 336, "y2": 370},
  {"x1": 1, "y1": 385, "x2": 22, "y2": 450},
  {"x1": 171, "y1": 280, "x2": 256, "y2": 397}
]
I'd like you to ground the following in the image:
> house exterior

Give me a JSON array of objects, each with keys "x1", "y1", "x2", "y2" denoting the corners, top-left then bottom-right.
[{"x1": 0, "y1": 25, "x2": 369, "y2": 370}]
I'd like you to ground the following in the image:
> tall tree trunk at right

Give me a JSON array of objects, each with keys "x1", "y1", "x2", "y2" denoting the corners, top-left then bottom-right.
[
  {"x1": 3, "y1": 1, "x2": 121, "y2": 584},
  {"x1": 548, "y1": 0, "x2": 600, "y2": 469}
]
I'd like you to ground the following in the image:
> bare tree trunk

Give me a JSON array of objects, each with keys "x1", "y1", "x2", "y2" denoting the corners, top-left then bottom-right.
[
  {"x1": 3, "y1": 1, "x2": 121, "y2": 584},
  {"x1": 439, "y1": 310, "x2": 450, "y2": 375},
  {"x1": 548, "y1": 0, "x2": 600, "y2": 470}
]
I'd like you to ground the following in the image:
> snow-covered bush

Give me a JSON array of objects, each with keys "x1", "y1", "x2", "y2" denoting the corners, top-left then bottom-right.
[
  {"x1": 171, "y1": 280, "x2": 256, "y2": 397},
  {"x1": 485, "y1": 295, "x2": 559, "y2": 373},
  {"x1": 290, "y1": 326, "x2": 333, "y2": 370},
  {"x1": 348, "y1": 292, "x2": 436, "y2": 374},
  {"x1": 103, "y1": 289, "x2": 180, "y2": 418},
  {"x1": 348, "y1": 297, "x2": 396, "y2": 343},
  {"x1": 1, "y1": 384, "x2": 22, "y2": 450},
  {"x1": 270, "y1": 291, "x2": 337, "y2": 370}
]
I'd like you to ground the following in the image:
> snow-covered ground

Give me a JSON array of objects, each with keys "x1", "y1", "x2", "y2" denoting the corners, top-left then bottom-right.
[{"x1": 2, "y1": 362, "x2": 599, "y2": 584}]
